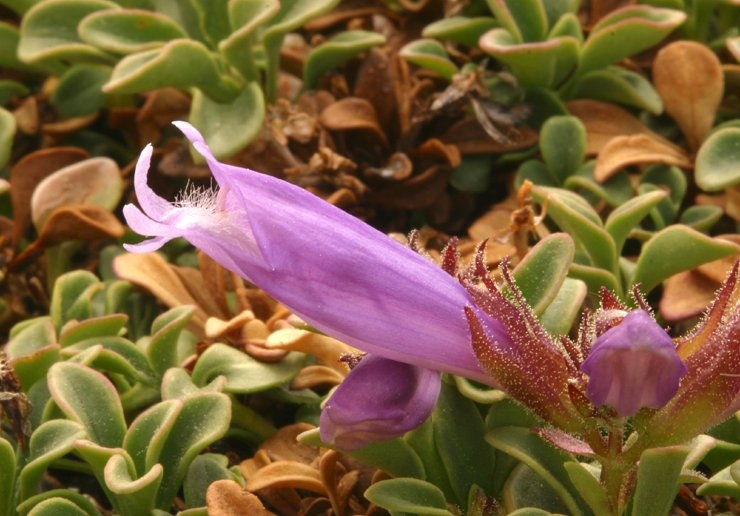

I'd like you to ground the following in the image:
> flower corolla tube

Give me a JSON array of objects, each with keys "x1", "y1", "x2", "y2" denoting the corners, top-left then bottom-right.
[{"x1": 123, "y1": 122, "x2": 510, "y2": 449}]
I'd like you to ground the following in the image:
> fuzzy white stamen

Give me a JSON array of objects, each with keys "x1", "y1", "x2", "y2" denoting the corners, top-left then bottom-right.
[{"x1": 174, "y1": 181, "x2": 220, "y2": 214}]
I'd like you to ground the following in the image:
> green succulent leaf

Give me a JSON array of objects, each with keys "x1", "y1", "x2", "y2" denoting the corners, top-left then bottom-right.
[
  {"x1": 189, "y1": 81, "x2": 265, "y2": 159},
  {"x1": 512, "y1": 233, "x2": 575, "y2": 315},
  {"x1": 485, "y1": 426, "x2": 588, "y2": 515},
  {"x1": 303, "y1": 30, "x2": 386, "y2": 90},
  {"x1": 78, "y1": 8, "x2": 187, "y2": 54},
  {"x1": 542, "y1": 0, "x2": 581, "y2": 29},
  {"x1": 299, "y1": 427, "x2": 426, "y2": 479},
  {"x1": 568, "y1": 262, "x2": 621, "y2": 298},
  {"x1": 59, "y1": 314, "x2": 128, "y2": 348},
  {"x1": 17, "y1": 0, "x2": 119, "y2": 70},
  {"x1": 696, "y1": 459, "x2": 740, "y2": 498},
  {"x1": 572, "y1": 67, "x2": 663, "y2": 114},
  {"x1": 47, "y1": 362, "x2": 126, "y2": 448},
  {"x1": 150, "y1": 393, "x2": 230, "y2": 509},
  {"x1": 124, "y1": 399, "x2": 179, "y2": 475},
  {"x1": 146, "y1": 306, "x2": 197, "y2": 377},
  {"x1": 364, "y1": 478, "x2": 453, "y2": 516},
  {"x1": 148, "y1": 0, "x2": 202, "y2": 41},
  {"x1": 479, "y1": 29, "x2": 579, "y2": 88},
  {"x1": 183, "y1": 454, "x2": 233, "y2": 508},
  {"x1": 0, "y1": 107, "x2": 15, "y2": 170},
  {"x1": 0, "y1": 79, "x2": 29, "y2": 106},
  {"x1": 484, "y1": 0, "x2": 548, "y2": 43},
  {"x1": 0, "y1": 21, "x2": 38, "y2": 72},
  {"x1": 219, "y1": 0, "x2": 280, "y2": 81},
  {"x1": 16, "y1": 490, "x2": 100, "y2": 516},
  {"x1": 563, "y1": 461, "x2": 611, "y2": 514},
  {"x1": 103, "y1": 454, "x2": 163, "y2": 514},
  {"x1": 399, "y1": 39, "x2": 458, "y2": 81},
  {"x1": 504, "y1": 463, "x2": 573, "y2": 514},
  {"x1": 0, "y1": 438, "x2": 15, "y2": 516},
  {"x1": 25, "y1": 498, "x2": 90, "y2": 516},
  {"x1": 516, "y1": 159, "x2": 558, "y2": 187},
  {"x1": 451, "y1": 155, "x2": 496, "y2": 193},
  {"x1": 191, "y1": 343, "x2": 304, "y2": 393},
  {"x1": 19, "y1": 420, "x2": 86, "y2": 501},
  {"x1": 422, "y1": 16, "x2": 497, "y2": 47},
  {"x1": 72, "y1": 440, "x2": 135, "y2": 514},
  {"x1": 631, "y1": 225, "x2": 740, "y2": 293},
  {"x1": 563, "y1": 164, "x2": 633, "y2": 207},
  {"x1": 604, "y1": 190, "x2": 668, "y2": 254},
  {"x1": 160, "y1": 367, "x2": 226, "y2": 400},
  {"x1": 547, "y1": 12, "x2": 583, "y2": 42},
  {"x1": 51, "y1": 64, "x2": 112, "y2": 118},
  {"x1": 695, "y1": 127, "x2": 740, "y2": 191},
  {"x1": 533, "y1": 187, "x2": 617, "y2": 274},
  {"x1": 631, "y1": 446, "x2": 690, "y2": 516},
  {"x1": 0, "y1": 0, "x2": 36, "y2": 15},
  {"x1": 49, "y1": 271, "x2": 101, "y2": 335},
  {"x1": 578, "y1": 6, "x2": 687, "y2": 77},
  {"x1": 679, "y1": 204, "x2": 723, "y2": 232},
  {"x1": 433, "y1": 382, "x2": 497, "y2": 507},
  {"x1": 540, "y1": 115, "x2": 586, "y2": 183},
  {"x1": 539, "y1": 278, "x2": 587, "y2": 336},
  {"x1": 261, "y1": 0, "x2": 341, "y2": 102},
  {"x1": 103, "y1": 39, "x2": 242, "y2": 102},
  {"x1": 189, "y1": 0, "x2": 231, "y2": 47}
]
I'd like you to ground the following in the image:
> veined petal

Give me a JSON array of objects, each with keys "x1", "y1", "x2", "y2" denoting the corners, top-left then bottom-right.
[
  {"x1": 319, "y1": 355, "x2": 441, "y2": 450},
  {"x1": 123, "y1": 121, "x2": 508, "y2": 382}
]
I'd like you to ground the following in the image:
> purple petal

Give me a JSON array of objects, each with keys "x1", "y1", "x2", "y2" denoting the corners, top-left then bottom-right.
[
  {"x1": 122, "y1": 121, "x2": 509, "y2": 382},
  {"x1": 319, "y1": 355, "x2": 441, "y2": 450},
  {"x1": 581, "y1": 310, "x2": 687, "y2": 416},
  {"x1": 132, "y1": 144, "x2": 172, "y2": 220}
]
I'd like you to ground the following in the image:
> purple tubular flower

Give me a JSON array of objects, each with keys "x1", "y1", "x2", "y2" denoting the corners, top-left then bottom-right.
[
  {"x1": 319, "y1": 355, "x2": 441, "y2": 450},
  {"x1": 580, "y1": 310, "x2": 687, "y2": 417},
  {"x1": 123, "y1": 122, "x2": 510, "y2": 446}
]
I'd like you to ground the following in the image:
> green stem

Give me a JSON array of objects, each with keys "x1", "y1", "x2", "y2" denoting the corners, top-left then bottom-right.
[{"x1": 229, "y1": 396, "x2": 277, "y2": 443}]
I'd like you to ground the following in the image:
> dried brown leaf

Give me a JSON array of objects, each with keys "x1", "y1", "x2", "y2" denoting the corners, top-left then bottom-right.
[
  {"x1": 653, "y1": 40, "x2": 723, "y2": 152},
  {"x1": 30, "y1": 157, "x2": 122, "y2": 230},
  {"x1": 42, "y1": 113, "x2": 98, "y2": 136},
  {"x1": 136, "y1": 88, "x2": 191, "y2": 147},
  {"x1": 660, "y1": 240, "x2": 740, "y2": 321},
  {"x1": 594, "y1": 133, "x2": 692, "y2": 182},
  {"x1": 246, "y1": 461, "x2": 327, "y2": 495},
  {"x1": 265, "y1": 329, "x2": 357, "y2": 373},
  {"x1": 10, "y1": 147, "x2": 89, "y2": 245},
  {"x1": 353, "y1": 48, "x2": 398, "y2": 137},
  {"x1": 319, "y1": 97, "x2": 388, "y2": 146},
  {"x1": 13, "y1": 96, "x2": 39, "y2": 135},
  {"x1": 567, "y1": 99, "x2": 674, "y2": 155},
  {"x1": 290, "y1": 365, "x2": 345, "y2": 390},
  {"x1": 206, "y1": 480, "x2": 276, "y2": 516},
  {"x1": 113, "y1": 252, "x2": 209, "y2": 331},
  {"x1": 441, "y1": 118, "x2": 538, "y2": 154}
]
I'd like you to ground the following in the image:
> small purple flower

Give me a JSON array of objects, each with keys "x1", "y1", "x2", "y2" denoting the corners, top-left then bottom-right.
[
  {"x1": 123, "y1": 121, "x2": 510, "y2": 448},
  {"x1": 319, "y1": 355, "x2": 441, "y2": 450},
  {"x1": 580, "y1": 310, "x2": 687, "y2": 417}
]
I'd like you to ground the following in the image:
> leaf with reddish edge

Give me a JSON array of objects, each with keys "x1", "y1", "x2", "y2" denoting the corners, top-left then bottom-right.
[
  {"x1": 464, "y1": 296, "x2": 583, "y2": 434},
  {"x1": 534, "y1": 428, "x2": 595, "y2": 457},
  {"x1": 639, "y1": 262, "x2": 740, "y2": 446}
]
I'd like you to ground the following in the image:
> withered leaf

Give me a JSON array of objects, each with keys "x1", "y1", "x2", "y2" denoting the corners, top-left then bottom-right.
[
  {"x1": 593, "y1": 133, "x2": 692, "y2": 182},
  {"x1": 653, "y1": 40, "x2": 723, "y2": 152}
]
